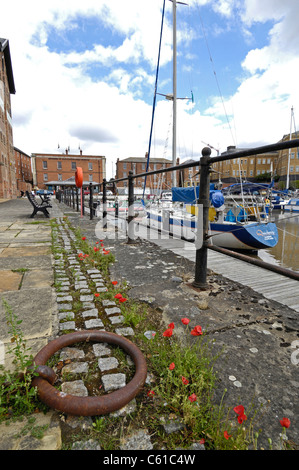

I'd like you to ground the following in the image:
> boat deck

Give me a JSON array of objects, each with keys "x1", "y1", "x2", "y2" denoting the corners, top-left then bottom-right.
[{"x1": 132, "y1": 220, "x2": 299, "y2": 313}]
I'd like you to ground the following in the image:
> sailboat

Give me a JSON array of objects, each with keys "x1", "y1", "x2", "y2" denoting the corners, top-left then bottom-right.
[{"x1": 143, "y1": 1, "x2": 279, "y2": 252}]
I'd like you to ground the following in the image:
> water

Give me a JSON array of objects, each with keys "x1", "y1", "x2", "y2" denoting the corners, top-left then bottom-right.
[{"x1": 257, "y1": 211, "x2": 299, "y2": 273}]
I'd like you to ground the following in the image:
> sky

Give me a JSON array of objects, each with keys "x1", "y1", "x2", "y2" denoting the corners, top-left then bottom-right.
[{"x1": 1, "y1": 0, "x2": 299, "y2": 179}]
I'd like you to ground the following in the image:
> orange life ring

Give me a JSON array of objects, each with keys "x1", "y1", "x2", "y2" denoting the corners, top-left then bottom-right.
[{"x1": 75, "y1": 167, "x2": 83, "y2": 188}]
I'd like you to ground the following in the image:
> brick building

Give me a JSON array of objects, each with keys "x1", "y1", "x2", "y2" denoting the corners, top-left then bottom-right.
[
  {"x1": 31, "y1": 150, "x2": 106, "y2": 190},
  {"x1": 14, "y1": 147, "x2": 33, "y2": 195},
  {"x1": 115, "y1": 153, "x2": 179, "y2": 191},
  {"x1": 0, "y1": 38, "x2": 17, "y2": 199},
  {"x1": 210, "y1": 146, "x2": 278, "y2": 186},
  {"x1": 276, "y1": 131, "x2": 299, "y2": 189}
]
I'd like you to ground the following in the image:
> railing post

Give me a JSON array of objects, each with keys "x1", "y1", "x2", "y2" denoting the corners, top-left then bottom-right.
[
  {"x1": 193, "y1": 147, "x2": 212, "y2": 289},
  {"x1": 115, "y1": 197, "x2": 119, "y2": 219},
  {"x1": 103, "y1": 178, "x2": 107, "y2": 229},
  {"x1": 89, "y1": 183, "x2": 93, "y2": 220},
  {"x1": 76, "y1": 188, "x2": 79, "y2": 212},
  {"x1": 127, "y1": 170, "x2": 135, "y2": 243}
]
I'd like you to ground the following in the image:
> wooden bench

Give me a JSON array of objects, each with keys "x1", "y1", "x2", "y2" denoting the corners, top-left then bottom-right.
[{"x1": 26, "y1": 191, "x2": 52, "y2": 218}]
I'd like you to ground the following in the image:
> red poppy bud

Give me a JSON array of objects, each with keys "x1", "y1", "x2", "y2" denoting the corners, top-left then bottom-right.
[{"x1": 280, "y1": 417, "x2": 290, "y2": 429}]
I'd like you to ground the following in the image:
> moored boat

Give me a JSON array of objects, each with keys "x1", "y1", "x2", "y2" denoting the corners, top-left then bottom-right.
[{"x1": 145, "y1": 187, "x2": 279, "y2": 252}]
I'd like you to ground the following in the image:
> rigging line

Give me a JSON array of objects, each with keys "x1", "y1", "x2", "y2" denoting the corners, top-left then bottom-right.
[
  {"x1": 197, "y1": 7, "x2": 236, "y2": 146},
  {"x1": 143, "y1": 0, "x2": 166, "y2": 201}
]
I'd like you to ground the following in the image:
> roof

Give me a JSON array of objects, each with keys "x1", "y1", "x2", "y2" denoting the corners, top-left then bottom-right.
[
  {"x1": 0, "y1": 38, "x2": 16, "y2": 94},
  {"x1": 119, "y1": 156, "x2": 172, "y2": 163}
]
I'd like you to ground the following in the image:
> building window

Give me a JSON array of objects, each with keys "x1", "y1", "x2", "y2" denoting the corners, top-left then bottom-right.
[
  {"x1": 71, "y1": 162, "x2": 76, "y2": 170},
  {"x1": 43, "y1": 173, "x2": 48, "y2": 181},
  {"x1": 58, "y1": 174, "x2": 62, "y2": 181},
  {"x1": 89, "y1": 174, "x2": 93, "y2": 182},
  {"x1": 43, "y1": 161, "x2": 47, "y2": 169},
  {"x1": 88, "y1": 162, "x2": 93, "y2": 170},
  {"x1": 57, "y1": 161, "x2": 62, "y2": 169},
  {"x1": 123, "y1": 163, "x2": 127, "y2": 170}
]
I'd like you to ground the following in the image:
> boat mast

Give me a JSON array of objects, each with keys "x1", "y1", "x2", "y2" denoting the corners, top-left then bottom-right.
[
  {"x1": 171, "y1": 0, "x2": 188, "y2": 187},
  {"x1": 286, "y1": 106, "x2": 296, "y2": 190},
  {"x1": 172, "y1": 0, "x2": 177, "y2": 187}
]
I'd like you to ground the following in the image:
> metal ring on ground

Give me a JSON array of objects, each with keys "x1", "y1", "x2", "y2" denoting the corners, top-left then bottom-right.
[{"x1": 32, "y1": 330, "x2": 147, "y2": 416}]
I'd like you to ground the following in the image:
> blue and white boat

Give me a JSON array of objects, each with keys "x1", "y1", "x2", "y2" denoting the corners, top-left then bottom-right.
[
  {"x1": 146, "y1": 187, "x2": 279, "y2": 252},
  {"x1": 283, "y1": 198, "x2": 299, "y2": 212}
]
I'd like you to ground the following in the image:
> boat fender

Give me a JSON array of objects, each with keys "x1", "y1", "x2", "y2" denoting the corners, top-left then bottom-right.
[
  {"x1": 75, "y1": 167, "x2": 83, "y2": 188},
  {"x1": 211, "y1": 190, "x2": 225, "y2": 208},
  {"x1": 265, "y1": 198, "x2": 270, "y2": 205}
]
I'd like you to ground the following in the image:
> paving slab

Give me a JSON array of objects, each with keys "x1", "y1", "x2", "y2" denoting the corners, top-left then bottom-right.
[{"x1": 0, "y1": 270, "x2": 22, "y2": 291}]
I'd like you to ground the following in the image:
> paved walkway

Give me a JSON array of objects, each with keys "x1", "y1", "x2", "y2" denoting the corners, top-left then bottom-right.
[{"x1": 0, "y1": 197, "x2": 298, "y2": 450}]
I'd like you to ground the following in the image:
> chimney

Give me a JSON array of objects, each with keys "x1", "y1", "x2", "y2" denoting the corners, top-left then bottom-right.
[
  {"x1": 80, "y1": 149, "x2": 82, "y2": 155},
  {"x1": 65, "y1": 148, "x2": 68, "y2": 155}
]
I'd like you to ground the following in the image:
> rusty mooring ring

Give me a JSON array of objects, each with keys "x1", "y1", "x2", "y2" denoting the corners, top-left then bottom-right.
[{"x1": 32, "y1": 330, "x2": 147, "y2": 416}]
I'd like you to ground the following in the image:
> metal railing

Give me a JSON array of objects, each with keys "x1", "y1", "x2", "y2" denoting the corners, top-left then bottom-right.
[{"x1": 59, "y1": 139, "x2": 299, "y2": 287}]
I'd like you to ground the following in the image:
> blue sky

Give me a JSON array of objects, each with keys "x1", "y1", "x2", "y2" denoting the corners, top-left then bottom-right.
[{"x1": 1, "y1": 0, "x2": 298, "y2": 179}]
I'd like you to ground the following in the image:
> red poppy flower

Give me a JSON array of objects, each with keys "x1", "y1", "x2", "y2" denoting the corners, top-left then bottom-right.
[
  {"x1": 237, "y1": 413, "x2": 247, "y2": 424},
  {"x1": 169, "y1": 362, "x2": 175, "y2": 370},
  {"x1": 168, "y1": 322, "x2": 174, "y2": 329},
  {"x1": 181, "y1": 318, "x2": 190, "y2": 325},
  {"x1": 112, "y1": 281, "x2": 118, "y2": 285},
  {"x1": 82, "y1": 237, "x2": 86, "y2": 240},
  {"x1": 234, "y1": 405, "x2": 245, "y2": 416},
  {"x1": 119, "y1": 297, "x2": 127, "y2": 303},
  {"x1": 96, "y1": 241, "x2": 99, "y2": 244},
  {"x1": 280, "y1": 418, "x2": 290, "y2": 429},
  {"x1": 163, "y1": 328, "x2": 173, "y2": 337},
  {"x1": 114, "y1": 293, "x2": 123, "y2": 299},
  {"x1": 101, "y1": 243, "x2": 104, "y2": 247},
  {"x1": 188, "y1": 393, "x2": 197, "y2": 402},
  {"x1": 147, "y1": 390, "x2": 155, "y2": 397},
  {"x1": 94, "y1": 293, "x2": 100, "y2": 297},
  {"x1": 224, "y1": 431, "x2": 232, "y2": 440},
  {"x1": 182, "y1": 376, "x2": 189, "y2": 385},
  {"x1": 191, "y1": 325, "x2": 202, "y2": 336},
  {"x1": 199, "y1": 439, "x2": 205, "y2": 445}
]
